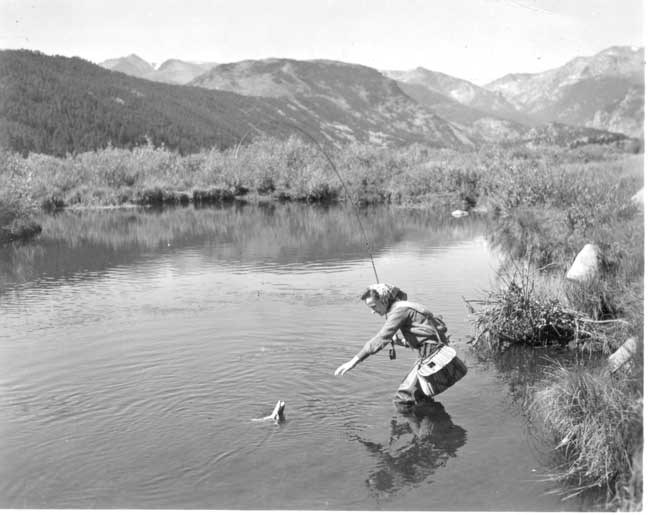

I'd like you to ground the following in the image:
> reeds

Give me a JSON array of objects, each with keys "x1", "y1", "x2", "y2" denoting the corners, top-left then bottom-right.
[
  {"x1": 1, "y1": 136, "x2": 641, "y2": 217},
  {"x1": 0, "y1": 137, "x2": 525, "y2": 213},
  {"x1": 464, "y1": 262, "x2": 631, "y2": 354},
  {"x1": 530, "y1": 362, "x2": 643, "y2": 509}
]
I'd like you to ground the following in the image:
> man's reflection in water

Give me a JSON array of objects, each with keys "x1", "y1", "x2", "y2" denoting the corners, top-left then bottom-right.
[{"x1": 353, "y1": 402, "x2": 467, "y2": 496}]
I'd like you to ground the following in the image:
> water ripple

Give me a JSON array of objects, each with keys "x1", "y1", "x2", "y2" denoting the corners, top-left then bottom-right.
[{"x1": 0, "y1": 206, "x2": 580, "y2": 510}]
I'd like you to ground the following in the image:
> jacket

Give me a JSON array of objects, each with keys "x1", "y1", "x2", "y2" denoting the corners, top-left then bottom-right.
[{"x1": 355, "y1": 300, "x2": 447, "y2": 362}]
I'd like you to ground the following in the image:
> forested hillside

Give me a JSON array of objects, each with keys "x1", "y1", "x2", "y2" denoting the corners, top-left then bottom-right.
[{"x1": 0, "y1": 50, "x2": 310, "y2": 156}]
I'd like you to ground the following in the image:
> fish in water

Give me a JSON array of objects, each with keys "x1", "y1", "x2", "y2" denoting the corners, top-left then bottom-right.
[{"x1": 252, "y1": 400, "x2": 286, "y2": 423}]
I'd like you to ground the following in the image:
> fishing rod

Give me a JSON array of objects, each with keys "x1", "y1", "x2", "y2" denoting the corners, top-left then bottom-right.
[
  {"x1": 284, "y1": 125, "x2": 404, "y2": 358},
  {"x1": 285, "y1": 123, "x2": 380, "y2": 284},
  {"x1": 233, "y1": 129, "x2": 253, "y2": 159},
  {"x1": 240, "y1": 122, "x2": 404, "y2": 374}
]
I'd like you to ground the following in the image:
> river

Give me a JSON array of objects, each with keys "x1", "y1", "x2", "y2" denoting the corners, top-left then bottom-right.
[{"x1": 0, "y1": 203, "x2": 591, "y2": 509}]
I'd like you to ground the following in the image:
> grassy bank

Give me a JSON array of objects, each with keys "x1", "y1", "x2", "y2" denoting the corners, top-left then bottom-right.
[
  {"x1": 0, "y1": 136, "x2": 481, "y2": 210},
  {"x1": 0, "y1": 136, "x2": 640, "y2": 238},
  {"x1": 1, "y1": 138, "x2": 639, "y2": 208},
  {"x1": 465, "y1": 144, "x2": 643, "y2": 508}
]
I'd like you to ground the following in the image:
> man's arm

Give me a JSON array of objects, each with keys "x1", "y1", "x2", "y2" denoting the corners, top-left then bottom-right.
[{"x1": 334, "y1": 306, "x2": 407, "y2": 376}]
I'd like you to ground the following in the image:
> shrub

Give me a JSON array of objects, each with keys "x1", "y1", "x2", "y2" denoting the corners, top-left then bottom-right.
[{"x1": 0, "y1": 151, "x2": 41, "y2": 242}]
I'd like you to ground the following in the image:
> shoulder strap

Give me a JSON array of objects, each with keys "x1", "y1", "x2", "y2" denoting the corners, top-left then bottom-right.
[{"x1": 394, "y1": 301, "x2": 448, "y2": 343}]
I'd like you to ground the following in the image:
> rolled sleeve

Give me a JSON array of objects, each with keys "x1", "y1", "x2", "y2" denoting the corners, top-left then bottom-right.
[{"x1": 355, "y1": 305, "x2": 408, "y2": 362}]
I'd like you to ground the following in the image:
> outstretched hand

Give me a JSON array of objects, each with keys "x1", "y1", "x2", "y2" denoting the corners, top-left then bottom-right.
[{"x1": 334, "y1": 357, "x2": 359, "y2": 376}]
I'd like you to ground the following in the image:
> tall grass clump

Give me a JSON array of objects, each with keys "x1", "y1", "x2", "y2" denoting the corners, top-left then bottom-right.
[
  {"x1": 531, "y1": 363, "x2": 643, "y2": 509},
  {"x1": 465, "y1": 262, "x2": 629, "y2": 354}
]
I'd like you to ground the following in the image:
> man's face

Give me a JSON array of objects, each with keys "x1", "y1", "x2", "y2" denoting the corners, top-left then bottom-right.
[{"x1": 365, "y1": 296, "x2": 388, "y2": 316}]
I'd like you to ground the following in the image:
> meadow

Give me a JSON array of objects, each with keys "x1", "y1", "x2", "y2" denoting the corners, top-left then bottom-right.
[{"x1": 0, "y1": 137, "x2": 644, "y2": 509}]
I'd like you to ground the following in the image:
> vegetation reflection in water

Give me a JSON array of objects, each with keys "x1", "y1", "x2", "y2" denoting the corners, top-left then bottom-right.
[{"x1": 0, "y1": 202, "x2": 488, "y2": 288}]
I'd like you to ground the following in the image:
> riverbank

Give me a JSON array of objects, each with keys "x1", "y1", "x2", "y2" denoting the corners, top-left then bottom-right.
[{"x1": 464, "y1": 147, "x2": 643, "y2": 510}]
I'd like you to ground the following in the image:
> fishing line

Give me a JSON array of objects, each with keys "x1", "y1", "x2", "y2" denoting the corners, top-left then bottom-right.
[
  {"x1": 285, "y1": 123, "x2": 380, "y2": 284},
  {"x1": 233, "y1": 129, "x2": 253, "y2": 159},
  {"x1": 237, "y1": 123, "x2": 391, "y2": 353},
  {"x1": 285, "y1": 125, "x2": 400, "y2": 358}
]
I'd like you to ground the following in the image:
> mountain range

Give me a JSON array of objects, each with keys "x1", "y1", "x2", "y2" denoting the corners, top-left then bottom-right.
[
  {"x1": 100, "y1": 45, "x2": 644, "y2": 140},
  {"x1": 0, "y1": 46, "x2": 642, "y2": 157}
]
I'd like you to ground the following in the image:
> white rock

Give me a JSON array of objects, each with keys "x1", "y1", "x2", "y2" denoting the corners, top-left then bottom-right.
[
  {"x1": 566, "y1": 243, "x2": 600, "y2": 282},
  {"x1": 631, "y1": 188, "x2": 644, "y2": 205},
  {"x1": 451, "y1": 210, "x2": 469, "y2": 218}
]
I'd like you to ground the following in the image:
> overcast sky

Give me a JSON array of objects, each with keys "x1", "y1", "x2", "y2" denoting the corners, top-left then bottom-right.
[{"x1": 0, "y1": 0, "x2": 644, "y2": 84}]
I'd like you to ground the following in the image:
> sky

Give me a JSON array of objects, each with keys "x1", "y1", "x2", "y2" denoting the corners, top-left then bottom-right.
[{"x1": 0, "y1": 0, "x2": 645, "y2": 84}]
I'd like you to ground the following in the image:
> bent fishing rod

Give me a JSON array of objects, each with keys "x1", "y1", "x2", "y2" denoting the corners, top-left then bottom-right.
[
  {"x1": 238, "y1": 123, "x2": 400, "y2": 366},
  {"x1": 283, "y1": 125, "x2": 405, "y2": 358},
  {"x1": 283, "y1": 123, "x2": 380, "y2": 285}
]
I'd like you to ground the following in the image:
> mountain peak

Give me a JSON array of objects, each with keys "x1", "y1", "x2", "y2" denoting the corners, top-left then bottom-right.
[
  {"x1": 99, "y1": 54, "x2": 155, "y2": 77},
  {"x1": 119, "y1": 54, "x2": 153, "y2": 68},
  {"x1": 157, "y1": 58, "x2": 189, "y2": 70},
  {"x1": 384, "y1": 67, "x2": 527, "y2": 124},
  {"x1": 483, "y1": 45, "x2": 644, "y2": 137},
  {"x1": 189, "y1": 57, "x2": 404, "y2": 101},
  {"x1": 597, "y1": 45, "x2": 644, "y2": 56}
]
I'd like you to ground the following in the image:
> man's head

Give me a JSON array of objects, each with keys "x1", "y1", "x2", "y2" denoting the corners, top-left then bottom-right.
[
  {"x1": 362, "y1": 289, "x2": 389, "y2": 316},
  {"x1": 360, "y1": 283, "x2": 406, "y2": 316}
]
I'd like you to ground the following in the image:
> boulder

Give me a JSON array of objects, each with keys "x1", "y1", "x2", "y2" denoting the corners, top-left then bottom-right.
[
  {"x1": 631, "y1": 188, "x2": 644, "y2": 206},
  {"x1": 451, "y1": 209, "x2": 469, "y2": 218},
  {"x1": 566, "y1": 243, "x2": 600, "y2": 282}
]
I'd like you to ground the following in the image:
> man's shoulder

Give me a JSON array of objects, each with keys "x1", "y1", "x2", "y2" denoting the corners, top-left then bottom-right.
[{"x1": 392, "y1": 300, "x2": 432, "y2": 315}]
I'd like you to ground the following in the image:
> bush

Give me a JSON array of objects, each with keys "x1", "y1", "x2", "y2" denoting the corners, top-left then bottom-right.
[{"x1": 0, "y1": 151, "x2": 41, "y2": 241}]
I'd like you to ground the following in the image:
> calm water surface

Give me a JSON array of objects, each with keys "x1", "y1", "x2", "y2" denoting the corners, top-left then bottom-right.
[{"x1": 0, "y1": 203, "x2": 589, "y2": 509}]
